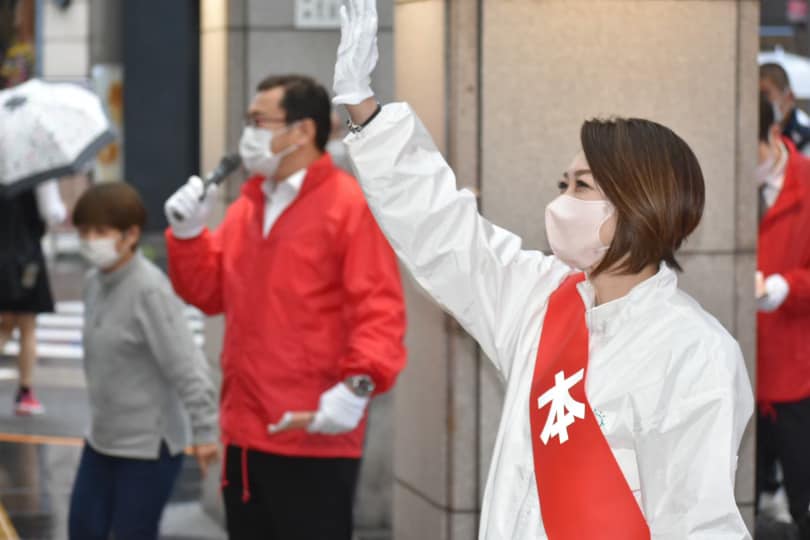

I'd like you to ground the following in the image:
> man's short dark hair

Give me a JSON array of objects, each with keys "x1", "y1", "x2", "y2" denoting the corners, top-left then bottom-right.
[
  {"x1": 760, "y1": 63, "x2": 791, "y2": 92},
  {"x1": 73, "y1": 182, "x2": 147, "y2": 232},
  {"x1": 760, "y1": 91, "x2": 776, "y2": 143},
  {"x1": 256, "y1": 75, "x2": 331, "y2": 151}
]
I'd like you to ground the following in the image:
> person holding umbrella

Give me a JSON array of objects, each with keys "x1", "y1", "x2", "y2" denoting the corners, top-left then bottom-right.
[
  {"x1": 0, "y1": 178, "x2": 65, "y2": 415},
  {"x1": 0, "y1": 78, "x2": 113, "y2": 415}
]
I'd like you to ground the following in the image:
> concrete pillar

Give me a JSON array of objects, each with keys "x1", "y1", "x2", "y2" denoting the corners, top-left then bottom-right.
[
  {"x1": 392, "y1": 1, "x2": 759, "y2": 538},
  {"x1": 88, "y1": 0, "x2": 121, "y2": 65}
]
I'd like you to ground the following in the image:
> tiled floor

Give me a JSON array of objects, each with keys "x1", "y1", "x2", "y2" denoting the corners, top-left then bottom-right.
[{"x1": 0, "y1": 435, "x2": 225, "y2": 540}]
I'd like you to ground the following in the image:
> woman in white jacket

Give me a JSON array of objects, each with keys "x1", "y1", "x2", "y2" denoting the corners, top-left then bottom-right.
[{"x1": 330, "y1": 1, "x2": 755, "y2": 538}]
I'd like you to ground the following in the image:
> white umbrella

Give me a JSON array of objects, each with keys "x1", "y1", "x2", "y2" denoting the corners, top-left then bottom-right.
[
  {"x1": 0, "y1": 78, "x2": 114, "y2": 197},
  {"x1": 759, "y1": 46, "x2": 810, "y2": 99}
]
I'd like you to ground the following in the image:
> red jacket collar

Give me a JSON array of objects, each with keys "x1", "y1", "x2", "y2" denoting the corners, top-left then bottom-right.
[
  {"x1": 764, "y1": 137, "x2": 808, "y2": 224},
  {"x1": 242, "y1": 152, "x2": 336, "y2": 204}
]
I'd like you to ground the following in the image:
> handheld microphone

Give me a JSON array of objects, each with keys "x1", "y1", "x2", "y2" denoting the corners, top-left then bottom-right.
[{"x1": 172, "y1": 153, "x2": 242, "y2": 221}]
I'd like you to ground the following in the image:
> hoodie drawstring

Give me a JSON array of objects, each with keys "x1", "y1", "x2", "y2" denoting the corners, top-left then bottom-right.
[
  {"x1": 760, "y1": 401, "x2": 778, "y2": 421},
  {"x1": 220, "y1": 443, "x2": 250, "y2": 503},
  {"x1": 220, "y1": 444, "x2": 230, "y2": 490},
  {"x1": 241, "y1": 446, "x2": 251, "y2": 503}
]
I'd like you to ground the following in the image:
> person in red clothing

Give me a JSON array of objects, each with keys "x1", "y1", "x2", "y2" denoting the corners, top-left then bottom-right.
[
  {"x1": 756, "y1": 90, "x2": 810, "y2": 537},
  {"x1": 163, "y1": 74, "x2": 407, "y2": 540}
]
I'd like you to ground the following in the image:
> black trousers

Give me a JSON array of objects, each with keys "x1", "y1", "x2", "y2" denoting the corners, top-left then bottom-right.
[
  {"x1": 223, "y1": 445, "x2": 361, "y2": 540},
  {"x1": 757, "y1": 396, "x2": 810, "y2": 534}
]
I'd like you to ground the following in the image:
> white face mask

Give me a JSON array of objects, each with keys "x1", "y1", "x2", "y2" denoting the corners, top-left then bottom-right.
[
  {"x1": 545, "y1": 195, "x2": 615, "y2": 271},
  {"x1": 757, "y1": 139, "x2": 788, "y2": 187},
  {"x1": 756, "y1": 153, "x2": 776, "y2": 186},
  {"x1": 239, "y1": 125, "x2": 299, "y2": 178},
  {"x1": 80, "y1": 237, "x2": 121, "y2": 269},
  {"x1": 772, "y1": 101, "x2": 785, "y2": 124}
]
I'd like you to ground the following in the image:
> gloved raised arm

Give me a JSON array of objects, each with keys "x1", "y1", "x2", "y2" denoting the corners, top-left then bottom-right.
[
  {"x1": 334, "y1": 0, "x2": 384, "y2": 127},
  {"x1": 331, "y1": 0, "x2": 569, "y2": 379}
]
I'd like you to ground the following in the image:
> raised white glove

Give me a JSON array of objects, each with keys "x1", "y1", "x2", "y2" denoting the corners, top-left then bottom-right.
[
  {"x1": 332, "y1": 0, "x2": 379, "y2": 105},
  {"x1": 758, "y1": 273, "x2": 790, "y2": 312},
  {"x1": 35, "y1": 180, "x2": 66, "y2": 226},
  {"x1": 307, "y1": 382, "x2": 370, "y2": 435},
  {"x1": 164, "y1": 176, "x2": 217, "y2": 239}
]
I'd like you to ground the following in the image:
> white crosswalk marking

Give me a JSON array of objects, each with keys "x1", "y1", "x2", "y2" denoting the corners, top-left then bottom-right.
[{"x1": 1, "y1": 301, "x2": 206, "y2": 360}]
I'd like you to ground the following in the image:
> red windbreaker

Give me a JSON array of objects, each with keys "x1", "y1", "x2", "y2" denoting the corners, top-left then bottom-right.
[
  {"x1": 165, "y1": 153, "x2": 407, "y2": 458},
  {"x1": 758, "y1": 139, "x2": 810, "y2": 403}
]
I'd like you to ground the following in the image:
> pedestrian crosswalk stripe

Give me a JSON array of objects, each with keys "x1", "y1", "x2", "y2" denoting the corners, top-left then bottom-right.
[
  {"x1": 2, "y1": 342, "x2": 84, "y2": 360},
  {"x1": 1, "y1": 301, "x2": 206, "y2": 361}
]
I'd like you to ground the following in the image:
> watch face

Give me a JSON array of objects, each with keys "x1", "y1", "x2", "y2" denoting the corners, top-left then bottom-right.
[{"x1": 351, "y1": 376, "x2": 375, "y2": 395}]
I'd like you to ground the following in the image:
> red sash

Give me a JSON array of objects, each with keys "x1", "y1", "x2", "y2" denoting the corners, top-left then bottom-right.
[{"x1": 528, "y1": 274, "x2": 649, "y2": 539}]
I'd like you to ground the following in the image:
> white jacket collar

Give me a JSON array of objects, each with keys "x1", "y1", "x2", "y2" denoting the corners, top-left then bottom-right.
[{"x1": 576, "y1": 263, "x2": 678, "y2": 337}]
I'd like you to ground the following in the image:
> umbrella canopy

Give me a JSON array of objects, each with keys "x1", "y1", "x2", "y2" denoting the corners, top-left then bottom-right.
[
  {"x1": 0, "y1": 78, "x2": 114, "y2": 197},
  {"x1": 759, "y1": 46, "x2": 810, "y2": 100}
]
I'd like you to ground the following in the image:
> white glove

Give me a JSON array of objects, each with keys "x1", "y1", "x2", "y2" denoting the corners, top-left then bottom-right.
[
  {"x1": 333, "y1": 0, "x2": 379, "y2": 105},
  {"x1": 307, "y1": 382, "x2": 370, "y2": 435},
  {"x1": 758, "y1": 273, "x2": 790, "y2": 312},
  {"x1": 164, "y1": 176, "x2": 218, "y2": 239},
  {"x1": 35, "y1": 180, "x2": 66, "y2": 226}
]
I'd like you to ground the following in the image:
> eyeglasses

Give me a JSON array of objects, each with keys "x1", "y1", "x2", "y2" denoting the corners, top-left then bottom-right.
[{"x1": 244, "y1": 115, "x2": 288, "y2": 129}]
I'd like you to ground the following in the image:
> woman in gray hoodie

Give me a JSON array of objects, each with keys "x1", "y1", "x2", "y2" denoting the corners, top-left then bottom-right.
[{"x1": 67, "y1": 182, "x2": 219, "y2": 540}]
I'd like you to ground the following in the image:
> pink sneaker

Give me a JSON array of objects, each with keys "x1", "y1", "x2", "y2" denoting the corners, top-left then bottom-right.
[{"x1": 15, "y1": 389, "x2": 44, "y2": 416}]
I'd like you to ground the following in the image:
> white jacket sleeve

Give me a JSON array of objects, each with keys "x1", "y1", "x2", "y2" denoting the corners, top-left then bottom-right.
[
  {"x1": 345, "y1": 103, "x2": 570, "y2": 378},
  {"x1": 634, "y1": 338, "x2": 754, "y2": 539}
]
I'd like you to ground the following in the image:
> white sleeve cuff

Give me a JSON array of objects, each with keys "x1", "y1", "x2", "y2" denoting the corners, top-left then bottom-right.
[
  {"x1": 758, "y1": 274, "x2": 790, "y2": 312},
  {"x1": 169, "y1": 225, "x2": 205, "y2": 240},
  {"x1": 35, "y1": 180, "x2": 66, "y2": 226}
]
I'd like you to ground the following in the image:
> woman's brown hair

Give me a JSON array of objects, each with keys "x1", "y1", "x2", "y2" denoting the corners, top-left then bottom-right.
[
  {"x1": 581, "y1": 118, "x2": 705, "y2": 276},
  {"x1": 73, "y1": 182, "x2": 147, "y2": 232}
]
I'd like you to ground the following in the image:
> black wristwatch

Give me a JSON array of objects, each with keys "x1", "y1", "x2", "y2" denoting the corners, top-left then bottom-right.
[
  {"x1": 346, "y1": 103, "x2": 382, "y2": 134},
  {"x1": 344, "y1": 375, "x2": 376, "y2": 397}
]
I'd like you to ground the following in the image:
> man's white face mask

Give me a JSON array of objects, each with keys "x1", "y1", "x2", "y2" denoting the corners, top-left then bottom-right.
[{"x1": 239, "y1": 124, "x2": 299, "y2": 178}]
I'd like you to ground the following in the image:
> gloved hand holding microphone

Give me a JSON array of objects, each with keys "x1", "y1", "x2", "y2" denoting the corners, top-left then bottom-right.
[{"x1": 164, "y1": 154, "x2": 241, "y2": 239}]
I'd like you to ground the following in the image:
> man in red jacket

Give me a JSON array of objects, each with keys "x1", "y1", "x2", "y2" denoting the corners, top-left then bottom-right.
[
  {"x1": 756, "y1": 91, "x2": 810, "y2": 537},
  {"x1": 163, "y1": 74, "x2": 407, "y2": 540}
]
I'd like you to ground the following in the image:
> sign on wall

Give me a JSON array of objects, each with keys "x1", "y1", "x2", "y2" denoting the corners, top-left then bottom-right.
[{"x1": 295, "y1": 0, "x2": 342, "y2": 29}]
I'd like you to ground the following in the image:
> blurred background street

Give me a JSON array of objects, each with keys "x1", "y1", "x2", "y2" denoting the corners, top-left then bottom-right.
[{"x1": 1, "y1": 0, "x2": 810, "y2": 538}]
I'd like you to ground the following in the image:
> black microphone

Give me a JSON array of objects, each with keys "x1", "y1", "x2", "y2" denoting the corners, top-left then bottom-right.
[{"x1": 172, "y1": 153, "x2": 242, "y2": 221}]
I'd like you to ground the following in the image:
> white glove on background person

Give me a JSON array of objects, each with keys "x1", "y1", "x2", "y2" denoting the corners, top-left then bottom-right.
[
  {"x1": 35, "y1": 180, "x2": 66, "y2": 226},
  {"x1": 164, "y1": 176, "x2": 218, "y2": 240},
  {"x1": 307, "y1": 382, "x2": 370, "y2": 435},
  {"x1": 332, "y1": 0, "x2": 379, "y2": 105},
  {"x1": 758, "y1": 273, "x2": 790, "y2": 312}
]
